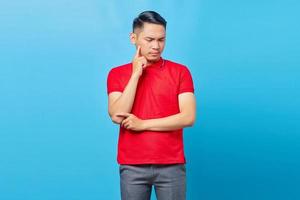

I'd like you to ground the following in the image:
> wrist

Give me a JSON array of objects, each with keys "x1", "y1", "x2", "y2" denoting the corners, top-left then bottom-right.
[
  {"x1": 131, "y1": 72, "x2": 141, "y2": 80},
  {"x1": 141, "y1": 119, "x2": 149, "y2": 131}
]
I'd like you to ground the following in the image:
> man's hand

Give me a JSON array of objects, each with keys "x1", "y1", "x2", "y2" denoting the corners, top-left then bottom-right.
[
  {"x1": 116, "y1": 112, "x2": 145, "y2": 132},
  {"x1": 132, "y1": 46, "x2": 147, "y2": 78}
]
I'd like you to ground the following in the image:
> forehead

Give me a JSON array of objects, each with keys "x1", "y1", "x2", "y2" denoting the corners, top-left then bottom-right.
[{"x1": 138, "y1": 23, "x2": 166, "y2": 38}]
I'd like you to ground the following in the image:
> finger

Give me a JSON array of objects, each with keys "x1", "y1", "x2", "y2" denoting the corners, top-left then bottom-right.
[
  {"x1": 138, "y1": 56, "x2": 147, "y2": 65},
  {"x1": 134, "y1": 46, "x2": 142, "y2": 58},
  {"x1": 121, "y1": 118, "x2": 129, "y2": 127},
  {"x1": 123, "y1": 121, "x2": 130, "y2": 129},
  {"x1": 141, "y1": 58, "x2": 148, "y2": 68}
]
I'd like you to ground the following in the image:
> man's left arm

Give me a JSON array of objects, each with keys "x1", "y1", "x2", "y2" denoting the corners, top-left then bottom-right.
[{"x1": 117, "y1": 92, "x2": 196, "y2": 132}]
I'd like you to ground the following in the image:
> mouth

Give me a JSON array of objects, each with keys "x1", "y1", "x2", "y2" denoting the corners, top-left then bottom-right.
[{"x1": 149, "y1": 52, "x2": 160, "y2": 56}]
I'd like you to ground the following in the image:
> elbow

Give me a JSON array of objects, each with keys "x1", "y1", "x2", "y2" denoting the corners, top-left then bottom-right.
[
  {"x1": 185, "y1": 115, "x2": 195, "y2": 127},
  {"x1": 109, "y1": 109, "x2": 121, "y2": 124},
  {"x1": 109, "y1": 113, "x2": 123, "y2": 124},
  {"x1": 112, "y1": 116, "x2": 122, "y2": 124},
  {"x1": 186, "y1": 120, "x2": 195, "y2": 127}
]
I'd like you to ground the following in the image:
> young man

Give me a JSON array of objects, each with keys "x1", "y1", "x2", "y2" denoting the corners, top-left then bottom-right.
[{"x1": 107, "y1": 11, "x2": 196, "y2": 200}]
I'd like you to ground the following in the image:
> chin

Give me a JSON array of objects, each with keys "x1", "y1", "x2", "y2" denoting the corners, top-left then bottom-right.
[{"x1": 147, "y1": 55, "x2": 161, "y2": 62}]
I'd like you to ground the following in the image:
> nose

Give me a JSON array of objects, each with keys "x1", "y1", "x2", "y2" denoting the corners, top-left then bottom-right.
[{"x1": 151, "y1": 41, "x2": 159, "y2": 50}]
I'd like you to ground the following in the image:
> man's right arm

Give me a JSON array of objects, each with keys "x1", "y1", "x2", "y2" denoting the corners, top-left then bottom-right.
[
  {"x1": 108, "y1": 74, "x2": 140, "y2": 124},
  {"x1": 108, "y1": 46, "x2": 147, "y2": 124}
]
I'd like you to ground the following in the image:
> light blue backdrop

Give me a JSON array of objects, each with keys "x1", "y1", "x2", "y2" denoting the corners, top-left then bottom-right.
[{"x1": 1, "y1": 0, "x2": 299, "y2": 199}]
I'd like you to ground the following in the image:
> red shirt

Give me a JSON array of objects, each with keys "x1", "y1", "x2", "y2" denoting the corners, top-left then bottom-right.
[{"x1": 107, "y1": 57, "x2": 194, "y2": 164}]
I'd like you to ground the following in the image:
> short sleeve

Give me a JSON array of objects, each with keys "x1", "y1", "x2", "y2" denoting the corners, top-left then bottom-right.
[
  {"x1": 107, "y1": 69, "x2": 123, "y2": 94},
  {"x1": 178, "y1": 66, "x2": 194, "y2": 94}
]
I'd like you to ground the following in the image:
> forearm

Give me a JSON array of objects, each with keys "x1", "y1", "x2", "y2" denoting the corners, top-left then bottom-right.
[
  {"x1": 143, "y1": 112, "x2": 195, "y2": 131},
  {"x1": 109, "y1": 75, "x2": 139, "y2": 122}
]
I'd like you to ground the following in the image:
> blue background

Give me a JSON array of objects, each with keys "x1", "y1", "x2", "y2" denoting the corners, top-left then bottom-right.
[{"x1": 1, "y1": 0, "x2": 299, "y2": 199}]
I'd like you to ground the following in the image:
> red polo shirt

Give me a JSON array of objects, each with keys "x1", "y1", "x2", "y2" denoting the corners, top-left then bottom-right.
[{"x1": 107, "y1": 57, "x2": 194, "y2": 164}]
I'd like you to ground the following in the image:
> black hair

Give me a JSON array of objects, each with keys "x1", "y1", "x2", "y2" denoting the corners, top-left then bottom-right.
[{"x1": 132, "y1": 11, "x2": 167, "y2": 32}]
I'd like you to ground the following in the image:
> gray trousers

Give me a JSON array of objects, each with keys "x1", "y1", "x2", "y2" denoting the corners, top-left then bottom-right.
[{"x1": 119, "y1": 164, "x2": 186, "y2": 200}]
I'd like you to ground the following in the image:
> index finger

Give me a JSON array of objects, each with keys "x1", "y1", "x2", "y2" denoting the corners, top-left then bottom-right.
[{"x1": 134, "y1": 46, "x2": 142, "y2": 58}]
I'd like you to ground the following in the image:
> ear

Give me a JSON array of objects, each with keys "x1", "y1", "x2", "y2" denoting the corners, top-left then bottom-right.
[{"x1": 130, "y1": 32, "x2": 137, "y2": 45}]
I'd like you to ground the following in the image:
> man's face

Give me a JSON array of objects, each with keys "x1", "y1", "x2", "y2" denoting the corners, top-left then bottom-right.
[{"x1": 131, "y1": 22, "x2": 166, "y2": 63}]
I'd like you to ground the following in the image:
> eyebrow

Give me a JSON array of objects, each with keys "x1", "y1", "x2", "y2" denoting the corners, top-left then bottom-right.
[{"x1": 144, "y1": 37, "x2": 165, "y2": 40}]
